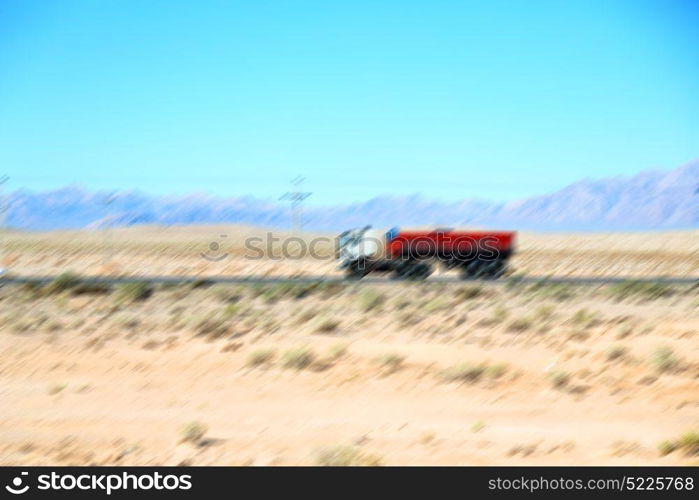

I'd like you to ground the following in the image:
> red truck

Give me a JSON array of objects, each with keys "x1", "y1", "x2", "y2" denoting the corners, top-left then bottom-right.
[{"x1": 337, "y1": 227, "x2": 516, "y2": 279}]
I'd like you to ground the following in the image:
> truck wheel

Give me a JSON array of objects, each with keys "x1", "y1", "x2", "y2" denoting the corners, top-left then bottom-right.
[
  {"x1": 459, "y1": 260, "x2": 482, "y2": 279},
  {"x1": 393, "y1": 261, "x2": 408, "y2": 279},
  {"x1": 346, "y1": 260, "x2": 369, "y2": 280},
  {"x1": 412, "y1": 262, "x2": 432, "y2": 280},
  {"x1": 395, "y1": 261, "x2": 432, "y2": 280},
  {"x1": 459, "y1": 267, "x2": 472, "y2": 279},
  {"x1": 484, "y1": 259, "x2": 505, "y2": 279}
]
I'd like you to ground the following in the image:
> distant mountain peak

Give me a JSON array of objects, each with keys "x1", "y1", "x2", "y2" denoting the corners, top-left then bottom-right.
[{"x1": 4, "y1": 160, "x2": 698, "y2": 231}]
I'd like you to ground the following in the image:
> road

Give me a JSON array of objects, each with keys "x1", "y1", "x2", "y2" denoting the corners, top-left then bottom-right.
[{"x1": 0, "y1": 274, "x2": 697, "y2": 286}]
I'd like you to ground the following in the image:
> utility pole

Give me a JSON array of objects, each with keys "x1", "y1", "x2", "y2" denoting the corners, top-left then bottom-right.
[
  {"x1": 279, "y1": 176, "x2": 312, "y2": 233},
  {"x1": 0, "y1": 176, "x2": 8, "y2": 275},
  {"x1": 103, "y1": 191, "x2": 118, "y2": 269}
]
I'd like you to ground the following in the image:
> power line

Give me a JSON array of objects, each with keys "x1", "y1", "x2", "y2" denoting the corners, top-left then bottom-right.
[
  {"x1": 280, "y1": 176, "x2": 312, "y2": 233},
  {"x1": 103, "y1": 191, "x2": 118, "y2": 269}
]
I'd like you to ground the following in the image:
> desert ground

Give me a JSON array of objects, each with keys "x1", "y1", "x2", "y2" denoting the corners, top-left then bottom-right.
[
  {"x1": 0, "y1": 227, "x2": 697, "y2": 465},
  {"x1": 1, "y1": 225, "x2": 698, "y2": 278}
]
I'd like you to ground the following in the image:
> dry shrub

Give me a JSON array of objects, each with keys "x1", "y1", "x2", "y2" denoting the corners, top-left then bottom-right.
[
  {"x1": 375, "y1": 353, "x2": 404, "y2": 374},
  {"x1": 609, "y1": 281, "x2": 674, "y2": 301},
  {"x1": 327, "y1": 343, "x2": 348, "y2": 360},
  {"x1": 606, "y1": 345, "x2": 628, "y2": 362},
  {"x1": 180, "y1": 421, "x2": 208, "y2": 445},
  {"x1": 358, "y1": 288, "x2": 385, "y2": 312},
  {"x1": 44, "y1": 272, "x2": 82, "y2": 295},
  {"x1": 651, "y1": 345, "x2": 680, "y2": 374},
  {"x1": 115, "y1": 282, "x2": 152, "y2": 303},
  {"x1": 457, "y1": 286, "x2": 484, "y2": 300},
  {"x1": 530, "y1": 282, "x2": 576, "y2": 301},
  {"x1": 548, "y1": 370, "x2": 570, "y2": 389},
  {"x1": 247, "y1": 348, "x2": 276, "y2": 367},
  {"x1": 282, "y1": 347, "x2": 316, "y2": 370},
  {"x1": 423, "y1": 297, "x2": 449, "y2": 313},
  {"x1": 506, "y1": 317, "x2": 532, "y2": 332},
  {"x1": 194, "y1": 316, "x2": 230, "y2": 340},
  {"x1": 441, "y1": 362, "x2": 507, "y2": 384},
  {"x1": 313, "y1": 445, "x2": 382, "y2": 466},
  {"x1": 571, "y1": 309, "x2": 597, "y2": 329},
  {"x1": 440, "y1": 363, "x2": 485, "y2": 384},
  {"x1": 658, "y1": 430, "x2": 699, "y2": 457},
  {"x1": 315, "y1": 317, "x2": 341, "y2": 334}
]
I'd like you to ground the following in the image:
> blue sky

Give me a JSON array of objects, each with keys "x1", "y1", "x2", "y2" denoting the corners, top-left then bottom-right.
[{"x1": 0, "y1": 0, "x2": 697, "y2": 204}]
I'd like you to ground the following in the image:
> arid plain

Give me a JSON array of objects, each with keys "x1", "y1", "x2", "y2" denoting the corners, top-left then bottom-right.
[{"x1": 0, "y1": 226, "x2": 697, "y2": 465}]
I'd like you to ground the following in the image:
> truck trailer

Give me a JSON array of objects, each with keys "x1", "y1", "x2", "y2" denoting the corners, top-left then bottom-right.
[{"x1": 337, "y1": 227, "x2": 516, "y2": 279}]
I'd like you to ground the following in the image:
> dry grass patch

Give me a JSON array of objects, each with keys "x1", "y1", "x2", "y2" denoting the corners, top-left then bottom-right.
[
  {"x1": 295, "y1": 308, "x2": 318, "y2": 325},
  {"x1": 115, "y1": 282, "x2": 152, "y2": 303},
  {"x1": 313, "y1": 445, "x2": 382, "y2": 466},
  {"x1": 606, "y1": 345, "x2": 628, "y2": 362},
  {"x1": 650, "y1": 345, "x2": 680, "y2": 374},
  {"x1": 314, "y1": 317, "x2": 341, "y2": 334},
  {"x1": 375, "y1": 353, "x2": 405, "y2": 375},
  {"x1": 571, "y1": 308, "x2": 597, "y2": 329},
  {"x1": 327, "y1": 343, "x2": 348, "y2": 361},
  {"x1": 440, "y1": 362, "x2": 507, "y2": 384},
  {"x1": 609, "y1": 281, "x2": 675, "y2": 301},
  {"x1": 456, "y1": 285, "x2": 484, "y2": 300},
  {"x1": 193, "y1": 316, "x2": 231, "y2": 340},
  {"x1": 471, "y1": 420, "x2": 486, "y2": 433},
  {"x1": 530, "y1": 282, "x2": 577, "y2": 301},
  {"x1": 282, "y1": 347, "x2": 316, "y2": 370},
  {"x1": 247, "y1": 348, "x2": 276, "y2": 367},
  {"x1": 393, "y1": 295, "x2": 413, "y2": 310},
  {"x1": 483, "y1": 363, "x2": 508, "y2": 379},
  {"x1": 548, "y1": 370, "x2": 570, "y2": 389},
  {"x1": 658, "y1": 430, "x2": 699, "y2": 457},
  {"x1": 357, "y1": 288, "x2": 384, "y2": 312},
  {"x1": 44, "y1": 272, "x2": 82, "y2": 295},
  {"x1": 47, "y1": 383, "x2": 67, "y2": 395},
  {"x1": 506, "y1": 317, "x2": 532, "y2": 333},
  {"x1": 211, "y1": 285, "x2": 244, "y2": 303},
  {"x1": 422, "y1": 297, "x2": 450, "y2": 313},
  {"x1": 221, "y1": 302, "x2": 243, "y2": 319},
  {"x1": 180, "y1": 421, "x2": 208, "y2": 445},
  {"x1": 534, "y1": 305, "x2": 555, "y2": 322}
]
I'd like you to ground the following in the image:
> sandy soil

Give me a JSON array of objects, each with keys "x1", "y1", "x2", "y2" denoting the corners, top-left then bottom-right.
[
  {"x1": 2, "y1": 225, "x2": 698, "y2": 278},
  {"x1": 0, "y1": 279, "x2": 697, "y2": 465}
]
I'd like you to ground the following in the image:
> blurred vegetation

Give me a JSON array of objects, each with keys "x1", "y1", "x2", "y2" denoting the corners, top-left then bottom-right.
[
  {"x1": 609, "y1": 280, "x2": 675, "y2": 301},
  {"x1": 282, "y1": 347, "x2": 316, "y2": 370},
  {"x1": 650, "y1": 345, "x2": 680, "y2": 374},
  {"x1": 180, "y1": 421, "x2": 208, "y2": 445},
  {"x1": 115, "y1": 282, "x2": 152, "y2": 303},
  {"x1": 357, "y1": 288, "x2": 385, "y2": 312},
  {"x1": 658, "y1": 430, "x2": 699, "y2": 457},
  {"x1": 313, "y1": 445, "x2": 382, "y2": 466},
  {"x1": 247, "y1": 348, "x2": 276, "y2": 367},
  {"x1": 44, "y1": 272, "x2": 83, "y2": 295}
]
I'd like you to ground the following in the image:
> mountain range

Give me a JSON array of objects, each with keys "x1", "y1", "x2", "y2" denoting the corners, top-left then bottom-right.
[{"x1": 3, "y1": 160, "x2": 697, "y2": 231}]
